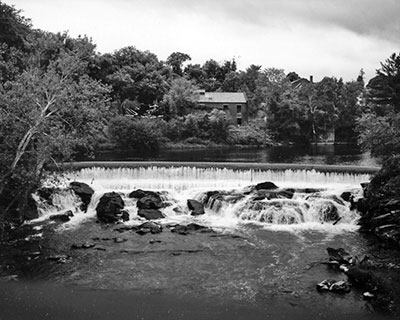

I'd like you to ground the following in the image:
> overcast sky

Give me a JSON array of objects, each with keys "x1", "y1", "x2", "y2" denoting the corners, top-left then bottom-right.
[{"x1": 7, "y1": 0, "x2": 400, "y2": 81}]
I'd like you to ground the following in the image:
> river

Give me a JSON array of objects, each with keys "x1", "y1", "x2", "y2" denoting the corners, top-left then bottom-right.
[{"x1": 1, "y1": 146, "x2": 399, "y2": 320}]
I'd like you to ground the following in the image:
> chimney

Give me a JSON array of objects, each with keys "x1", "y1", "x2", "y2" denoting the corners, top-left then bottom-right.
[{"x1": 309, "y1": 75, "x2": 313, "y2": 83}]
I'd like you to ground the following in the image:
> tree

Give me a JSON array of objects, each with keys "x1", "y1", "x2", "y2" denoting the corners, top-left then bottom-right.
[
  {"x1": 0, "y1": 1, "x2": 32, "y2": 49},
  {"x1": 357, "y1": 52, "x2": 400, "y2": 157},
  {"x1": 166, "y1": 52, "x2": 191, "y2": 76},
  {"x1": 163, "y1": 77, "x2": 198, "y2": 116},
  {"x1": 0, "y1": 33, "x2": 110, "y2": 222}
]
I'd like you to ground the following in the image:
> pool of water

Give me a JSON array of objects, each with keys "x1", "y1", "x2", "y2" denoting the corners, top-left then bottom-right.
[{"x1": 90, "y1": 145, "x2": 379, "y2": 167}]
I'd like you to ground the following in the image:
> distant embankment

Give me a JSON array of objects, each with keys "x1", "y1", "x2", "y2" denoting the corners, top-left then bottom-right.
[{"x1": 61, "y1": 161, "x2": 380, "y2": 174}]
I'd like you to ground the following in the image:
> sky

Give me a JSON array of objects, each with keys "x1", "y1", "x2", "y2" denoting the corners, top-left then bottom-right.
[{"x1": 7, "y1": 0, "x2": 400, "y2": 82}]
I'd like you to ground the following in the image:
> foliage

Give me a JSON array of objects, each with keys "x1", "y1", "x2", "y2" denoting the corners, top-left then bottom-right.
[
  {"x1": 227, "y1": 120, "x2": 272, "y2": 146},
  {"x1": 357, "y1": 52, "x2": 400, "y2": 157},
  {"x1": 166, "y1": 52, "x2": 191, "y2": 76},
  {"x1": 163, "y1": 77, "x2": 198, "y2": 116},
  {"x1": 108, "y1": 116, "x2": 164, "y2": 151}
]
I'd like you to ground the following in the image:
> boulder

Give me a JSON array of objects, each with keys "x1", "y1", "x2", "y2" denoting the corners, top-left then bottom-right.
[
  {"x1": 129, "y1": 189, "x2": 160, "y2": 199},
  {"x1": 316, "y1": 279, "x2": 351, "y2": 294},
  {"x1": 319, "y1": 201, "x2": 340, "y2": 222},
  {"x1": 327, "y1": 247, "x2": 352, "y2": 265},
  {"x1": 96, "y1": 192, "x2": 125, "y2": 223},
  {"x1": 137, "y1": 195, "x2": 163, "y2": 210},
  {"x1": 49, "y1": 210, "x2": 74, "y2": 222},
  {"x1": 69, "y1": 182, "x2": 94, "y2": 212},
  {"x1": 187, "y1": 199, "x2": 205, "y2": 215},
  {"x1": 255, "y1": 181, "x2": 279, "y2": 190},
  {"x1": 340, "y1": 191, "x2": 353, "y2": 202},
  {"x1": 37, "y1": 187, "x2": 58, "y2": 205},
  {"x1": 137, "y1": 221, "x2": 163, "y2": 234},
  {"x1": 138, "y1": 208, "x2": 164, "y2": 220}
]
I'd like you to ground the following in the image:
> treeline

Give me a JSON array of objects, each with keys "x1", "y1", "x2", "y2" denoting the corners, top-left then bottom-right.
[{"x1": 0, "y1": 1, "x2": 399, "y2": 224}]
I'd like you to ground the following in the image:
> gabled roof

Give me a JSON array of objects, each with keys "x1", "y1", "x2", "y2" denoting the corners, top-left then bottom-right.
[{"x1": 197, "y1": 92, "x2": 247, "y2": 104}]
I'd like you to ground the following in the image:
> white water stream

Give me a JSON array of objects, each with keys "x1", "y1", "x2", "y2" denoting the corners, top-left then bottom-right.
[{"x1": 34, "y1": 166, "x2": 370, "y2": 232}]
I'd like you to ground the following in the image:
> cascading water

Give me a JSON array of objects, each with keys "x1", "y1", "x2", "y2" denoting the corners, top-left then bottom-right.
[{"x1": 34, "y1": 165, "x2": 370, "y2": 231}]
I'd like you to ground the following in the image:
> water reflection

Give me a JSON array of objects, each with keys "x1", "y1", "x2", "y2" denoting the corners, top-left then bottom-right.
[{"x1": 91, "y1": 145, "x2": 379, "y2": 167}]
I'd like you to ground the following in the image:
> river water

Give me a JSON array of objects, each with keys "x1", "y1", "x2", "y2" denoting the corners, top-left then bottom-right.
[{"x1": 1, "y1": 147, "x2": 398, "y2": 320}]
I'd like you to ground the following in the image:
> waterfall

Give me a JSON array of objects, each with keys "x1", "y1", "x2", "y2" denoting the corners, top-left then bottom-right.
[{"x1": 34, "y1": 165, "x2": 370, "y2": 231}]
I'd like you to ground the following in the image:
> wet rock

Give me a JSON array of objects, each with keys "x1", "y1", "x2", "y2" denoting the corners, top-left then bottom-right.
[
  {"x1": 363, "y1": 292, "x2": 375, "y2": 300},
  {"x1": 96, "y1": 192, "x2": 125, "y2": 223},
  {"x1": 138, "y1": 208, "x2": 164, "y2": 220},
  {"x1": 69, "y1": 182, "x2": 94, "y2": 212},
  {"x1": 187, "y1": 199, "x2": 205, "y2": 215},
  {"x1": 71, "y1": 242, "x2": 96, "y2": 249},
  {"x1": 49, "y1": 210, "x2": 74, "y2": 222},
  {"x1": 327, "y1": 247, "x2": 352, "y2": 265},
  {"x1": 37, "y1": 187, "x2": 59, "y2": 205},
  {"x1": 255, "y1": 181, "x2": 279, "y2": 190},
  {"x1": 316, "y1": 279, "x2": 351, "y2": 293},
  {"x1": 119, "y1": 210, "x2": 130, "y2": 222},
  {"x1": 171, "y1": 223, "x2": 212, "y2": 235},
  {"x1": 149, "y1": 239, "x2": 162, "y2": 244},
  {"x1": 113, "y1": 237, "x2": 127, "y2": 243},
  {"x1": 47, "y1": 254, "x2": 71, "y2": 264},
  {"x1": 0, "y1": 275, "x2": 19, "y2": 282},
  {"x1": 136, "y1": 221, "x2": 163, "y2": 235},
  {"x1": 137, "y1": 195, "x2": 163, "y2": 210},
  {"x1": 129, "y1": 189, "x2": 160, "y2": 199},
  {"x1": 254, "y1": 189, "x2": 294, "y2": 200},
  {"x1": 318, "y1": 201, "x2": 340, "y2": 222},
  {"x1": 340, "y1": 191, "x2": 353, "y2": 202}
]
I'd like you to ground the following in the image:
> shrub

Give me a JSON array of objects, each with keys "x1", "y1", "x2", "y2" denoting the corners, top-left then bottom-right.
[
  {"x1": 108, "y1": 116, "x2": 164, "y2": 151},
  {"x1": 227, "y1": 120, "x2": 273, "y2": 146}
]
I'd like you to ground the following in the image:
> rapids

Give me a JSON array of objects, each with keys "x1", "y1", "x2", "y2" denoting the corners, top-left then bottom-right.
[{"x1": 33, "y1": 165, "x2": 370, "y2": 232}]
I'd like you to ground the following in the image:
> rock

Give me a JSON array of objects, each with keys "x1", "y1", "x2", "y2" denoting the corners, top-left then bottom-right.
[
  {"x1": 0, "y1": 275, "x2": 18, "y2": 282},
  {"x1": 347, "y1": 266, "x2": 376, "y2": 290},
  {"x1": 138, "y1": 208, "x2": 164, "y2": 220},
  {"x1": 149, "y1": 239, "x2": 162, "y2": 244},
  {"x1": 136, "y1": 221, "x2": 163, "y2": 235},
  {"x1": 119, "y1": 210, "x2": 130, "y2": 222},
  {"x1": 137, "y1": 196, "x2": 163, "y2": 210},
  {"x1": 113, "y1": 237, "x2": 127, "y2": 243},
  {"x1": 319, "y1": 201, "x2": 340, "y2": 222},
  {"x1": 327, "y1": 247, "x2": 352, "y2": 265},
  {"x1": 255, "y1": 181, "x2": 279, "y2": 190},
  {"x1": 69, "y1": 182, "x2": 94, "y2": 212},
  {"x1": 363, "y1": 292, "x2": 375, "y2": 300},
  {"x1": 47, "y1": 254, "x2": 70, "y2": 263},
  {"x1": 329, "y1": 280, "x2": 351, "y2": 293},
  {"x1": 49, "y1": 210, "x2": 74, "y2": 222},
  {"x1": 71, "y1": 242, "x2": 95, "y2": 249},
  {"x1": 37, "y1": 187, "x2": 58, "y2": 205},
  {"x1": 254, "y1": 189, "x2": 294, "y2": 200},
  {"x1": 316, "y1": 279, "x2": 351, "y2": 293},
  {"x1": 187, "y1": 199, "x2": 205, "y2": 215},
  {"x1": 171, "y1": 223, "x2": 212, "y2": 235},
  {"x1": 340, "y1": 191, "x2": 353, "y2": 202},
  {"x1": 129, "y1": 189, "x2": 160, "y2": 199},
  {"x1": 96, "y1": 192, "x2": 125, "y2": 223}
]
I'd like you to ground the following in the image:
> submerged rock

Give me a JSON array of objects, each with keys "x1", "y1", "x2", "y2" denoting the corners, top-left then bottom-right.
[
  {"x1": 327, "y1": 247, "x2": 352, "y2": 265},
  {"x1": 69, "y1": 181, "x2": 94, "y2": 212},
  {"x1": 138, "y1": 208, "x2": 164, "y2": 220},
  {"x1": 136, "y1": 221, "x2": 163, "y2": 235},
  {"x1": 96, "y1": 192, "x2": 125, "y2": 223},
  {"x1": 187, "y1": 199, "x2": 205, "y2": 215},
  {"x1": 49, "y1": 210, "x2": 74, "y2": 222},
  {"x1": 316, "y1": 279, "x2": 351, "y2": 293},
  {"x1": 170, "y1": 223, "x2": 212, "y2": 235}
]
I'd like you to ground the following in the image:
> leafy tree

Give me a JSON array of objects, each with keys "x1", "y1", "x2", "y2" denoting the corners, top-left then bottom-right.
[
  {"x1": 167, "y1": 52, "x2": 191, "y2": 76},
  {"x1": 0, "y1": 1, "x2": 32, "y2": 49},
  {"x1": 163, "y1": 77, "x2": 198, "y2": 116},
  {"x1": 357, "y1": 53, "x2": 400, "y2": 157},
  {"x1": 0, "y1": 33, "x2": 110, "y2": 222}
]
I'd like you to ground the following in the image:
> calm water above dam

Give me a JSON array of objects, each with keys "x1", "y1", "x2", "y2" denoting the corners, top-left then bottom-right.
[{"x1": 90, "y1": 144, "x2": 379, "y2": 167}]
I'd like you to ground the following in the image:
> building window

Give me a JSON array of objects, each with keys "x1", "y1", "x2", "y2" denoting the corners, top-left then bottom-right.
[
  {"x1": 237, "y1": 118, "x2": 242, "y2": 125},
  {"x1": 237, "y1": 105, "x2": 242, "y2": 114}
]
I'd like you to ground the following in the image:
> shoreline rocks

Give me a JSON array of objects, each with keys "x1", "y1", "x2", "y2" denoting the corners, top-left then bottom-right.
[{"x1": 96, "y1": 192, "x2": 127, "y2": 223}]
